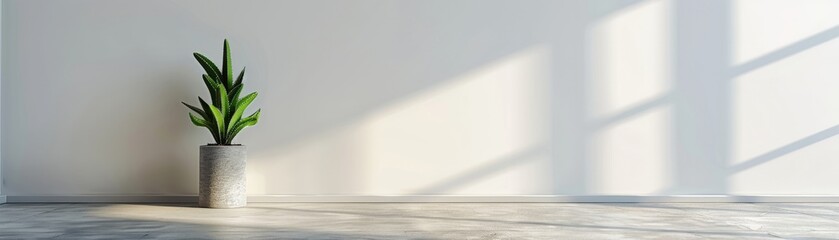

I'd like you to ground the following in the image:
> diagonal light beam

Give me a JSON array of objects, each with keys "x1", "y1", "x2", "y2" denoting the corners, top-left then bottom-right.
[
  {"x1": 729, "y1": 124, "x2": 839, "y2": 174},
  {"x1": 412, "y1": 147, "x2": 546, "y2": 194},
  {"x1": 587, "y1": 94, "x2": 671, "y2": 131},
  {"x1": 730, "y1": 25, "x2": 839, "y2": 77}
]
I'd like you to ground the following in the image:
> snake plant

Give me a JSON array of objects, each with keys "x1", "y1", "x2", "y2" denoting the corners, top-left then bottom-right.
[{"x1": 183, "y1": 39, "x2": 260, "y2": 145}]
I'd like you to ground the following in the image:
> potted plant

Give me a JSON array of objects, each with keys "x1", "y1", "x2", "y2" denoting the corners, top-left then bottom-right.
[{"x1": 182, "y1": 39, "x2": 260, "y2": 208}]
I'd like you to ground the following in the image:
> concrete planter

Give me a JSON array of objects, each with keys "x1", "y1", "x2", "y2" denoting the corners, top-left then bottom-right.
[{"x1": 199, "y1": 145, "x2": 247, "y2": 208}]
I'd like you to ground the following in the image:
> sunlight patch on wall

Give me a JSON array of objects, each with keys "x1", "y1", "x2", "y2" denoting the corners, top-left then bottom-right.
[
  {"x1": 247, "y1": 125, "x2": 370, "y2": 195},
  {"x1": 586, "y1": 0, "x2": 672, "y2": 194},
  {"x1": 246, "y1": 167, "x2": 267, "y2": 195},
  {"x1": 732, "y1": 37, "x2": 839, "y2": 193},
  {"x1": 248, "y1": 45, "x2": 553, "y2": 195},
  {"x1": 590, "y1": 106, "x2": 672, "y2": 194},
  {"x1": 731, "y1": 136, "x2": 839, "y2": 194},
  {"x1": 733, "y1": 0, "x2": 839, "y2": 65},
  {"x1": 588, "y1": 0, "x2": 670, "y2": 119},
  {"x1": 360, "y1": 45, "x2": 552, "y2": 195}
]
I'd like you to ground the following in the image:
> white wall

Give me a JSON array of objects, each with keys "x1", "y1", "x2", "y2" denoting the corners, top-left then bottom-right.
[
  {"x1": 3, "y1": 0, "x2": 839, "y2": 198},
  {"x1": 0, "y1": 0, "x2": 3, "y2": 199}
]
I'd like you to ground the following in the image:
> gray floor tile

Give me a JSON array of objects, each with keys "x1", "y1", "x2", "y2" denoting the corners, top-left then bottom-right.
[{"x1": 0, "y1": 202, "x2": 837, "y2": 239}]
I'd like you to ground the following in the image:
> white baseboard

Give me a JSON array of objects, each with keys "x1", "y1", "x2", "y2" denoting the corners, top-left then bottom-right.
[
  {"x1": 0, "y1": 195, "x2": 6, "y2": 204},
  {"x1": 248, "y1": 195, "x2": 839, "y2": 203},
  {"x1": 5, "y1": 195, "x2": 839, "y2": 203},
  {"x1": 6, "y1": 195, "x2": 196, "y2": 203}
]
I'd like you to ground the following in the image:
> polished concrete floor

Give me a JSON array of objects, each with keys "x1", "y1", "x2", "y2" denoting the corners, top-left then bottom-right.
[{"x1": 1, "y1": 203, "x2": 839, "y2": 239}]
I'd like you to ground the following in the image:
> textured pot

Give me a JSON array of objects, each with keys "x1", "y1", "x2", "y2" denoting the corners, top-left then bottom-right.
[{"x1": 199, "y1": 145, "x2": 247, "y2": 208}]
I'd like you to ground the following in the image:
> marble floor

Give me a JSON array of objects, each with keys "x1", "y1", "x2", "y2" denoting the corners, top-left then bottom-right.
[{"x1": 1, "y1": 203, "x2": 839, "y2": 239}]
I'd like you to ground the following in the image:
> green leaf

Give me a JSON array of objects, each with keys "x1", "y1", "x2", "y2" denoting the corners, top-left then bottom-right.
[
  {"x1": 226, "y1": 84, "x2": 244, "y2": 124},
  {"x1": 182, "y1": 102, "x2": 206, "y2": 117},
  {"x1": 227, "y1": 109, "x2": 260, "y2": 144},
  {"x1": 219, "y1": 83, "x2": 229, "y2": 119},
  {"x1": 202, "y1": 74, "x2": 219, "y2": 102},
  {"x1": 227, "y1": 92, "x2": 257, "y2": 132},
  {"x1": 194, "y1": 52, "x2": 222, "y2": 83},
  {"x1": 188, "y1": 113, "x2": 207, "y2": 127},
  {"x1": 189, "y1": 40, "x2": 258, "y2": 145},
  {"x1": 233, "y1": 67, "x2": 245, "y2": 88},
  {"x1": 229, "y1": 84, "x2": 243, "y2": 107},
  {"x1": 241, "y1": 108, "x2": 260, "y2": 123},
  {"x1": 199, "y1": 97, "x2": 221, "y2": 143},
  {"x1": 208, "y1": 104, "x2": 226, "y2": 142},
  {"x1": 222, "y1": 39, "x2": 233, "y2": 88}
]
